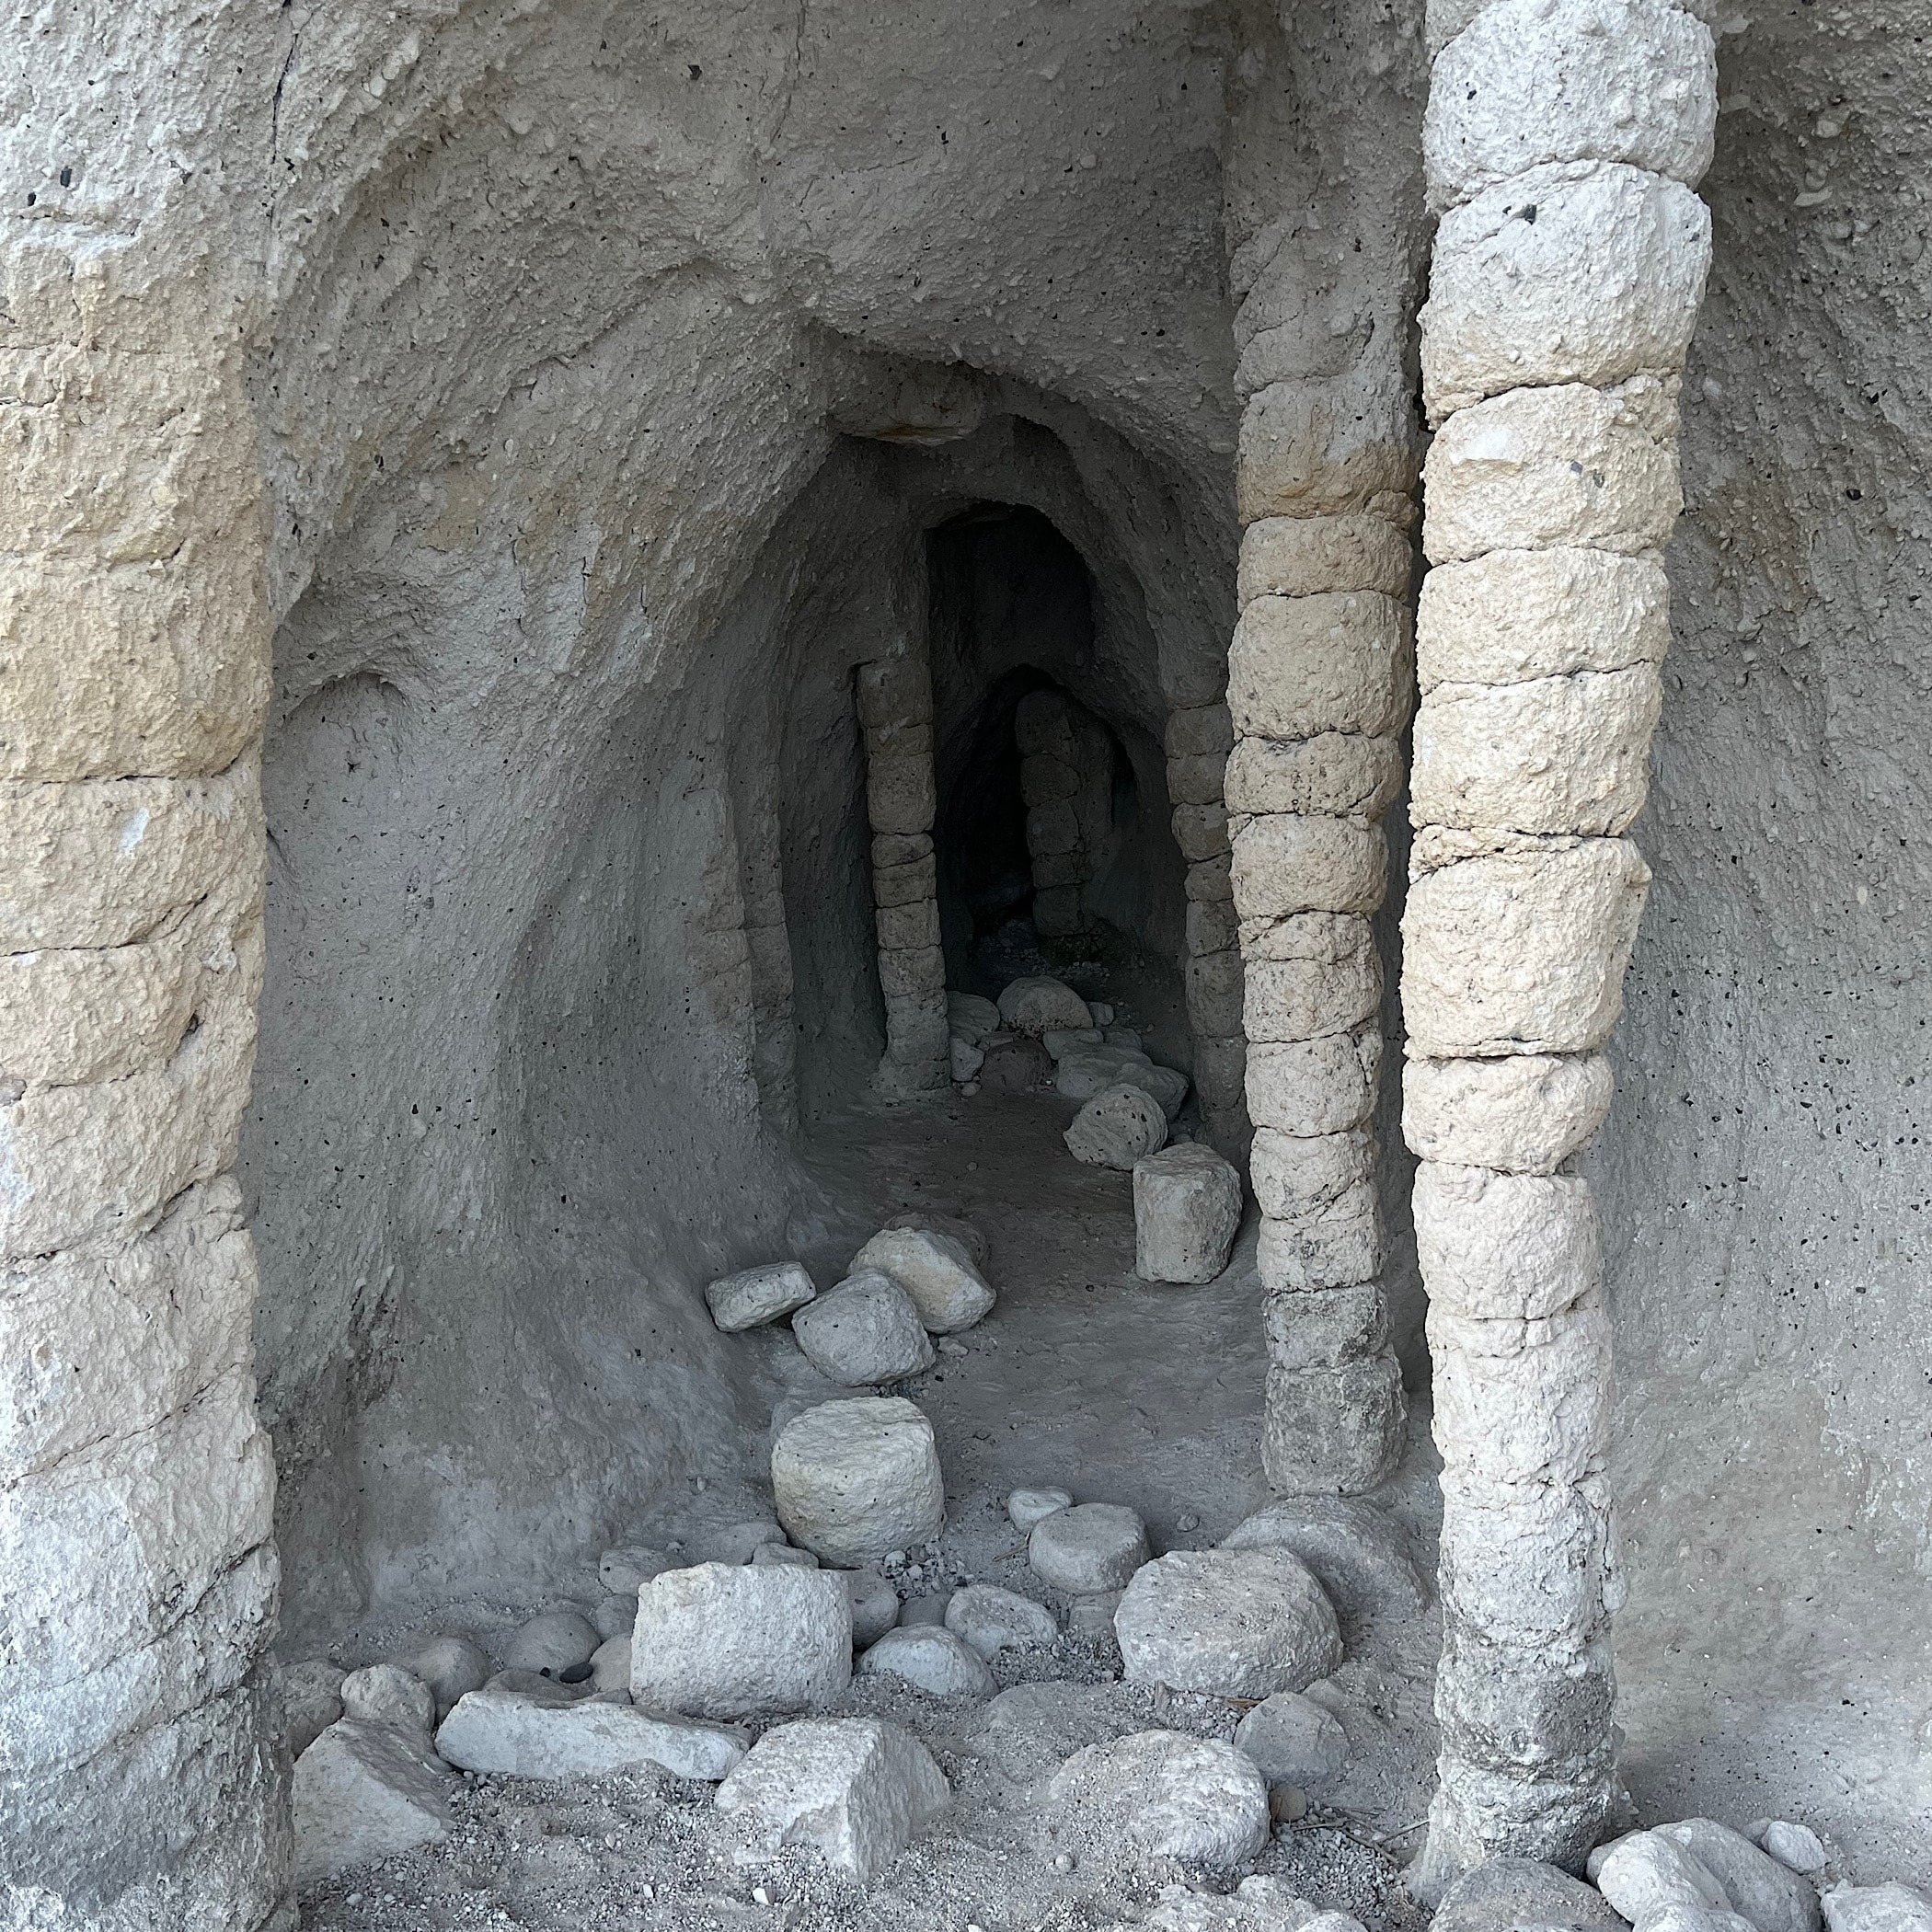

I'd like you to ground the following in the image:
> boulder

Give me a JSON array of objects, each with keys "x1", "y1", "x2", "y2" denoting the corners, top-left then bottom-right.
[
  {"x1": 1219, "y1": 1496, "x2": 1430, "y2": 1615},
  {"x1": 998, "y1": 975, "x2": 1093, "y2": 1036},
  {"x1": 589, "y1": 1634, "x2": 631, "y2": 1693},
  {"x1": 946, "y1": 992, "x2": 1002, "y2": 1045},
  {"x1": 792, "y1": 1270, "x2": 937, "y2": 1384},
  {"x1": 591, "y1": 1593, "x2": 638, "y2": 1639},
  {"x1": 706, "y1": 1259, "x2": 817, "y2": 1332},
  {"x1": 981, "y1": 1034, "x2": 1053, "y2": 1093},
  {"x1": 881, "y1": 1207, "x2": 991, "y2": 1271},
  {"x1": 339, "y1": 1662, "x2": 434, "y2": 1734},
  {"x1": 1008, "y1": 1486, "x2": 1074, "y2": 1531},
  {"x1": 975, "y1": 1680, "x2": 1139, "y2": 1783},
  {"x1": 715, "y1": 1718, "x2": 949, "y2": 1880},
  {"x1": 898, "y1": 1591, "x2": 953, "y2": 1627},
  {"x1": 436, "y1": 1681, "x2": 748, "y2": 1781},
  {"x1": 1064, "y1": 1082, "x2": 1168, "y2": 1169},
  {"x1": 486, "y1": 1668, "x2": 593, "y2": 1702},
  {"x1": 1430, "y1": 1857, "x2": 1633, "y2": 1932},
  {"x1": 292, "y1": 1719, "x2": 453, "y2": 1883},
  {"x1": 1029, "y1": 1503, "x2": 1150, "y2": 1594},
  {"x1": 1115, "y1": 1547, "x2": 1342, "y2": 1699},
  {"x1": 841, "y1": 1565, "x2": 902, "y2": 1647},
  {"x1": 1045, "y1": 1729, "x2": 1271, "y2": 1868},
  {"x1": 1133, "y1": 1143, "x2": 1243, "y2": 1283},
  {"x1": 1655, "y1": 1821, "x2": 1823, "y2": 1932},
  {"x1": 282, "y1": 1659, "x2": 345, "y2": 1761},
  {"x1": 1752, "y1": 1823, "x2": 1827, "y2": 1876},
  {"x1": 751, "y1": 1542, "x2": 820, "y2": 1569},
  {"x1": 1594, "y1": 1831, "x2": 1741, "y2": 1925},
  {"x1": 502, "y1": 1609, "x2": 600, "y2": 1679},
  {"x1": 599, "y1": 1545, "x2": 675, "y2": 1593},
  {"x1": 630, "y1": 1562, "x2": 852, "y2": 1719},
  {"x1": 1232, "y1": 1691, "x2": 1350, "y2": 1793},
  {"x1": 856, "y1": 1626, "x2": 996, "y2": 1699},
  {"x1": 850, "y1": 1226, "x2": 995, "y2": 1333},
  {"x1": 1823, "y1": 1888, "x2": 1932, "y2": 1932},
  {"x1": 1130, "y1": 1880, "x2": 1366, "y2": 1932},
  {"x1": 771, "y1": 1397, "x2": 945, "y2": 1565},
  {"x1": 946, "y1": 1583, "x2": 1058, "y2": 1659},
  {"x1": 950, "y1": 1037, "x2": 985, "y2": 1082}
]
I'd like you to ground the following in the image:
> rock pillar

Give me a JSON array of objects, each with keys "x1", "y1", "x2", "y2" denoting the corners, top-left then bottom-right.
[
  {"x1": 1016, "y1": 688, "x2": 1112, "y2": 939},
  {"x1": 1405, "y1": 0, "x2": 1717, "y2": 1888},
  {"x1": 858, "y1": 652, "x2": 949, "y2": 1095},
  {"x1": 0, "y1": 249, "x2": 290, "y2": 1920}
]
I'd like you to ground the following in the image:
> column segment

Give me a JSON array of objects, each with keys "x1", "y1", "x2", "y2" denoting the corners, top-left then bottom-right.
[{"x1": 1405, "y1": 0, "x2": 1717, "y2": 1887}]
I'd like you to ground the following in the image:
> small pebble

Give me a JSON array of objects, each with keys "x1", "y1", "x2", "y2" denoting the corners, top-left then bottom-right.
[
  {"x1": 753, "y1": 1886, "x2": 771, "y2": 1905},
  {"x1": 1177, "y1": 1513, "x2": 1200, "y2": 1533},
  {"x1": 1054, "y1": 1851, "x2": 1076, "y2": 1874}
]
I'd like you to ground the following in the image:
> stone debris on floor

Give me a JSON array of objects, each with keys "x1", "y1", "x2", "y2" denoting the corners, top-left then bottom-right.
[{"x1": 1134, "y1": 1140, "x2": 1245, "y2": 1282}]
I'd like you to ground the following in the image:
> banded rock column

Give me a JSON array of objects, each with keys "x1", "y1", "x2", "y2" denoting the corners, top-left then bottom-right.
[
  {"x1": 1404, "y1": 0, "x2": 1717, "y2": 1887},
  {"x1": 858, "y1": 652, "x2": 949, "y2": 1095},
  {"x1": 0, "y1": 250, "x2": 290, "y2": 1921},
  {"x1": 1016, "y1": 687, "x2": 1112, "y2": 939}
]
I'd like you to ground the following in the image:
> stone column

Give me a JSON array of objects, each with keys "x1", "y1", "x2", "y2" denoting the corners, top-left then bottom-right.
[
  {"x1": 1017, "y1": 687, "x2": 1112, "y2": 939},
  {"x1": 1404, "y1": 0, "x2": 1717, "y2": 1889},
  {"x1": 0, "y1": 250, "x2": 290, "y2": 1920},
  {"x1": 1166, "y1": 701, "x2": 1248, "y2": 1155},
  {"x1": 858, "y1": 652, "x2": 948, "y2": 1095}
]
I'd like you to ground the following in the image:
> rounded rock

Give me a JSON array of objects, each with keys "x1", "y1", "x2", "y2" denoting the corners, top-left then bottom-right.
[
  {"x1": 772, "y1": 1397, "x2": 945, "y2": 1567},
  {"x1": 502, "y1": 1610, "x2": 600, "y2": 1680},
  {"x1": 997, "y1": 975, "x2": 1093, "y2": 1036},
  {"x1": 1044, "y1": 1729, "x2": 1270, "y2": 1868},
  {"x1": 791, "y1": 1270, "x2": 937, "y2": 1385},
  {"x1": 945, "y1": 1584, "x2": 1059, "y2": 1660},
  {"x1": 339, "y1": 1662, "x2": 435, "y2": 1734},
  {"x1": 1234, "y1": 1691, "x2": 1350, "y2": 1793},
  {"x1": 1007, "y1": 1486, "x2": 1074, "y2": 1530},
  {"x1": 399, "y1": 1636, "x2": 492, "y2": 1721},
  {"x1": 856, "y1": 1626, "x2": 996, "y2": 1700},
  {"x1": 1064, "y1": 1082, "x2": 1167, "y2": 1170},
  {"x1": 1029, "y1": 1504, "x2": 1150, "y2": 1595}
]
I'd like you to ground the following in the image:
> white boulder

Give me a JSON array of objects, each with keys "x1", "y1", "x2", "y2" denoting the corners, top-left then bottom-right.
[
  {"x1": 502, "y1": 1609, "x2": 599, "y2": 1679},
  {"x1": 706, "y1": 1260, "x2": 817, "y2": 1332},
  {"x1": 292, "y1": 1719, "x2": 453, "y2": 1883},
  {"x1": 856, "y1": 1626, "x2": 995, "y2": 1699},
  {"x1": 998, "y1": 975, "x2": 1093, "y2": 1036},
  {"x1": 772, "y1": 1397, "x2": 945, "y2": 1566},
  {"x1": 1753, "y1": 1823, "x2": 1827, "y2": 1876},
  {"x1": 715, "y1": 1718, "x2": 949, "y2": 1880},
  {"x1": 1823, "y1": 1888, "x2": 1932, "y2": 1932},
  {"x1": 436, "y1": 1681, "x2": 749, "y2": 1780},
  {"x1": 1064, "y1": 1082, "x2": 1167, "y2": 1169},
  {"x1": 791, "y1": 1270, "x2": 936, "y2": 1384},
  {"x1": 630, "y1": 1562, "x2": 851, "y2": 1719},
  {"x1": 1007, "y1": 1486, "x2": 1073, "y2": 1531},
  {"x1": 339, "y1": 1662, "x2": 434, "y2": 1735},
  {"x1": 946, "y1": 1583, "x2": 1058, "y2": 1659},
  {"x1": 1029, "y1": 1503, "x2": 1150, "y2": 1594},
  {"x1": 1045, "y1": 1729, "x2": 1270, "y2": 1868},
  {"x1": 850, "y1": 1226, "x2": 995, "y2": 1333},
  {"x1": 1133, "y1": 1143, "x2": 1243, "y2": 1283},
  {"x1": 1232, "y1": 1691, "x2": 1350, "y2": 1792}
]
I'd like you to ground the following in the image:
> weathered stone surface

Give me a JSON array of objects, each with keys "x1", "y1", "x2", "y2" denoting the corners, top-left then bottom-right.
[
  {"x1": 1008, "y1": 1486, "x2": 1074, "y2": 1531},
  {"x1": 857, "y1": 1625, "x2": 996, "y2": 1698},
  {"x1": 1220, "y1": 1495, "x2": 1430, "y2": 1615},
  {"x1": 1654, "y1": 1820, "x2": 1824, "y2": 1932},
  {"x1": 945, "y1": 992, "x2": 1002, "y2": 1046},
  {"x1": 1229, "y1": 592, "x2": 1414, "y2": 742},
  {"x1": 1045, "y1": 1730, "x2": 1271, "y2": 1868},
  {"x1": 752, "y1": 1541, "x2": 820, "y2": 1569},
  {"x1": 1132, "y1": 1878, "x2": 1367, "y2": 1932},
  {"x1": 1243, "y1": 914, "x2": 1383, "y2": 1044},
  {"x1": 842, "y1": 1566, "x2": 903, "y2": 1648},
  {"x1": 1173, "y1": 800, "x2": 1232, "y2": 862},
  {"x1": 1232, "y1": 813, "x2": 1389, "y2": 920},
  {"x1": 1404, "y1": 1052, "x2": 1614, "y2": 1173},
  {"x1": 1064, "y1": 1081, "x2": 1168, "y2": 1170},
  {"x1": 1423, "y1": 380, "x2": 1682, "y2": 566},
  {"x1": 881, "y1": 1207, "x2": 991, "y2": 1271},
  {"x1": 503, "y1": 1610, "x2": 599, "y2": 1679},
  {"x1": 1165, "y1": 702, "x2": 1236, "y2": 760},
  {"x1": 1236, "y1": 373, "x2": 1419, "y2": 524},
  {"x1": 998, "y1": 974, "x2": 1093, "y2": 1036},
  {"x1": 282, "y1": 1660, "x2": 345, "y2": 1761},
  {"x1": 851, "y1": 1225, "x2": 995, "y2": 1333},
  {"x1": 1595, "y1": 1830, "x2": 1741, "y2": 1925},
  {"x1": 706, "y1": 1260, "x2": 817, "y2": 1333},
  {"x1": 1247, "y1": 1029, "x2": 1381, "y2": 1139},
  {"x1": 1822, "y1": 1887, "x2": 1932, "y2": 1932},
  {"x1": 1414, "y1": 1162, "x2": 1601, "y2": 1319},
  {"x1": 1252, "y1": 1130, "x2": 1379, "y2": 1290},
  {"x1": 1420, "y1": 547, "x2": 1673, "y2": 693},
  {"x1": 630, "y1": 1562, "x2": 852, "y2": 1719},
  {"x1": 339, "y1": 1662, "x2": 433, "y2": 1734},
  {"x1": 590, "y1": 1634, "x2": 631, "y2": 1692},
  {"x1": 1262, "y1": 1358, "x2": 1408, "y2": 1495},
  {"x1": 1430, "y1": 1856, "x2": 1633, "y2": 1932},
  {"x1": 946, "y1": 1583, "x2": 1059, "y2": 1659},
  {"x1": 1238, "y1": 514, "x2": 1414, "y2": 604},
  {"x1": 792, "y1": 1270, "x2": 937, "y2": 1385},
  {"x1": 1133, "y1": 1142, "x2": 1244, "y2": 1284},
  {"x1": 771, "y1": 1397, "x2": 945, "y2": 1565},
  {"x1": 866, "y1": 743, "x2": 937, "y2": 835},
  {"x1": 292, "y1": 1719, "x2": 453, "y2": 1883},
  {"x1": 716, "y1": 1718, "x2": 949, "y2": 1880},
  {"x1": 1402, "y1": 840, "x2": 1650, "y2": 1057},
  {"x1": 1264, "y1": 1283, "x2": 1390, "y2": 1371},
  {"x1": 1115, "y1": 1548, "x2": 1342, "y2": 1698},
  {"x1": 438, "y1": 1681, "x2": 750, "y2": 1780},
  {"x1": 1233, "y1": 1692, "x2": 1351, "y2": 1793},
  {"x1": 1167, "y1": 748, "x2": 1229, "y2": 808},
  {"x1": 1425, "y1": 0, "x2": 1717, "y2": 209},
  {"x1": 1436, "y1": 1480, "x2": 1615, "y2": 1650},
  {"x1": 1424, "y1": 164, "x2": 1711, "y2": 420},
  {"x1": 1754, "y1": 1823, "x2": 1827, "y2": 1877},
  {"x1": 592, "y1": 1593, "x2": 638, "y2": 1638},
  {"x1": 1225, "y1": 732, "x2": 1406, "y2": 822},
  {"x1": 401, "y1": 1636, "x2": 491, "y2": 1720},
  {"x1": 1030, "y1": 1503, "x2": 1151, "y2": 1594},
  {"x1": 975, "y1": 1680, "x2": 1137, "y2": 1783}
]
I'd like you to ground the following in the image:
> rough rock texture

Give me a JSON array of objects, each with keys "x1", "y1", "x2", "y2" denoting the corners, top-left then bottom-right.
[
  {"x1": 1064, "y1": 1082, "x2": 1169, "y2": 1170},
  {"x1": 1044, "y1": 1730, "x2": 1271, "y2": 1869},
  {"x1": 945, "y1": 1584, "x2": 1060, "y2": 1660},
  {"x1": 435, "y1": 1683, "x2": 748, "y2": 1781},
  {"x1": 771, "y1": 1397, "x2": 946, "y2": 1565},
  {"x1": 855, "y1": 1626, "x2": 997, "y2": 1700},
  {"x1": 291, "y1": 1719, "x2": 453, "y2": 1884},
  {"x1": 1029, "y1": 1504, "x2": 1152, "y2": 1595},
  {"x1": 1231, "y1": 1692, "x2": 1351, "y2": 1794},
  {"x1": 1219, "y1": 1495, "x2": 1431, "y2": 1616},
  {"x1": 706, "y1": 1261, "x2": 818, "y2": 1333},
  {"x1": 791, "y1": 1271, "x2": 937, "y2": 1386},
  {"x1": 1133, "y1": 1143, "x2": 1244, "y2": 1283},
  {"x1": 1430, "y1": 1857, "x2": 1634, "y2": 1932},
  {"x1": 849, "y1": 1227, "x2": 995, "y2": 1334}
]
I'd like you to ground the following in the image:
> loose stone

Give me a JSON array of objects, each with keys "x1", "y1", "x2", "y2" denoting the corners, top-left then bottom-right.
[
  {"x1": 591, "y1": 1593, "x2": 638, "y2": 1639},
  {"x1": 1068, "y1": 1592, "x2": 1124, "y2": 1639},
  {"x1": 856, "y1": 1626, "x2": 996, "y2": 1699},
  {"x1": 1232, "y1": 1691, "x2": 1350, "y2": 1793},
  {"x1": 1064, "y1": 1082, "x2": 1167, "y2": 1169},
  {"x1": 841, "y1": 1566, "x2": 902, "y2": 1647},
  {"x1": 715, "y1": 1718, "x2": 950, "y2": 1880},
  {"x1": 339, "y1": 1662, "x2": 434, "y2": 1735},
  {"x1": 1430, "y1": 1857, "x2": 1633, "y2": 1932},
  {"x1": 600, "y1": 1545, "x2": 674, "y2": 1593},
  {"x1": 791, "y1": 1270, "x2": 937, "y2": 1384},
  {"x1": 1029, "y1": 1503, "x2": 1151, "y2": 1594},
  {"x1": 849, "y1": 1225, "x2": 996, "y2": 1333},
  {"x1": 282, "y1": 1659, "x2": 346, "y2": 1760},
  {"x1": 437, "y1": 1681, "x2": 749, "y2": 1780},
  {"x1": 945, "y1": 1583, "x2": 1059, "y2": 1658},
  {"x1": 1044, "y1": 1729, "x2": 1271, "y2": 1868},
  {"x1": 898, "y1": 1591, "x2": 953, "y2": 1627},
  {"x1": 1822, "y1": 1888, "x2": 1932, "y2": 1932},
  {"x1": 772, "y1": 1396, "x2": 945, "y2": 1565},
  {"x1": 1218, "y1": 1496, "x2": 1430, "y2": 1616},
  {"x1": 589, "y1": 1635, "x2": 631, "y2": 1693},
  {"x1": 1114, "y1": 1547, "x2": 1342, "y2": 1700},
  {"x1": 1752, "y1": 1823, "x2": 1827, "y2": 1875},
  {"x1": 751, "y1": 1542, "x2": 819, "y2": 1569},
  {"x1": 997, "y1": 975, "x2": 1094, "y2": 1036},
  {"x1": 502, "y1": 1609, "x2": 600, "y2": 1679},
  {"x1": 1133, "y1": 1143, "x2": 1243, "y2": 1283},
  {"x1": 292, "y1": 1719, "x2": 454, "y2": 1883},
  {"x1": 1008, "y1": 1486, "x2": 1074, "y2": 1530},
  {"x1": 706, "y1": 1260, "x2": 817, "y2": 1332}
]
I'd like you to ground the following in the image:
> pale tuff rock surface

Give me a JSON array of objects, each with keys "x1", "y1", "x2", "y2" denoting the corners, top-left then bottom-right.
[
  {"x1": 1044, "y1": 1730, "x2": 1271, "y2": 1869},
  {"x1": 715, "y1": 1718, "x2": 949, "y2": 1880},
  {"x1": 771, "y1": 1397, "x2": 946, "y2": 1565},
  {"x1": 1403, "y1": 1052, "x2": 1615, "y2": 1174},
  {"x1": 1822, "y1": 1890, "x2": 1932, "y2": 1932},
  {"x1": 1230, "y1": 1692, "x2": 1351, "y2": 1793},
  {"x1": 435, "y1": 1683, "x2": 749, "y2": 1781},
  {"x1": 855, "y1": 1626, "x2": 996, "y2": 1700},
  {"x1": 1429, "y1": 1857, "x2": 1634, "y2": 1932},
  {"x1": 1029, "y1": 1504, "x2": 1151, "y2": 1594},
  {"x1": 502, "y1": 1610, "x2": 600, "y2": 1679},
  {"x1": 339, "y1": 1662, "x2": 434, "y2": 1735},
  {"x1": 1007, "y1": 1487, "x2": 1075, "y2": 1532},
  {"x1": 843, "y1": 1566, "x2": 903, "y2": 1648},
  {"x1": 1064, "y1": 1082, "x2": 1169, "y2": 1169},
  {"x1": 997, "y1": 976, "x2": 1093, "y2": 1037},
  {"x1": 292, "y1": 1719, "x2": 453, "y2": 1884},
  {"x1": 791, "y1": 1270, "x2": 937, "y2": 1385},
  {"x1": 401, "y1": 1637, "x2": 490, "y2": 1720},
  {"x1": 282, "y1": 1660, "x2": 346, "y2": 1760},
  {"x1": 706, "y1": 1261, "x2": 818, "y2": 1333},
  {"x1": 1114, "y1": 1548, "x2": 1344, "y2": 1700},
  {"x1": 1754, "y1": 1823, "x2": 1828, "y2": 1877},
  {"x1": 589, "y1": 1636, "x2": 631, "y2": 1691},
  {"x1": 849, "y1": 1226, "x2": 995, "y2": 1333},
  {"x1": 629, "y1": 1563, "x2": 852, "y2": 1719},
  {"x1": 599, "y1": 1547, "x2": 674, "y2": 1593},
  {"x1": 1133, "y1": 1144, "x2": 1243, "y2": 1283},
  {"x1": 945, "y1": 1584, "x2": 1060, "y2": 1659},
  {"x1": 1218, "y1": 1496, "x2": 1431, "y2": 1616}
]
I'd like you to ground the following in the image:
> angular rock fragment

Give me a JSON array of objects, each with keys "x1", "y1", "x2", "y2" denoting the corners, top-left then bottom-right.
[
  {"x1": 1133, "y1": 1142, "x2": 1243, "y2": 1283},
  {"x1": 1232, "y1": 1691, "x2": 1350, "y2": 1794},
  {"x1": 1029, "y1": 1503, "x2": 1150, "y2": 1595},
  {"x1": 1430, "y1": 1856, "x2": 1633, "y2": 1932},
  {"x1": 339, "y1": 1662, "x2": 434, "y2": 1735},
  {"x1": 1114, "y1": 1547, "x2": 1342, "y2": 1699},
  {"x1": 945, "y1": 1583, "x2": 1059, "y2": 1659},
  {"x1": 706, "y1": 1260, "x2": 817, "y2": 1332},
  {"x1": 791, "y1": 1270, "x2": 936, "y2": 1385},
  {"x1": 856, "y1": 1625, "x2": 995, "y2": 1699},
  {"x1": 1007, "y1": 1486, "x2": 1073, "y2": 1531},
  {"x1": 1044, "y1": 1729, "x2": 1270, "y2": 1868},
  {"x1": 850, "y1": 1225, "x2": 995, "y2": 1333},
  {"x1": 282, "y1": 1659, "x2": 345, "y2": 1761},
  {"x1": 436, "y1": 1681, "x2": 748, "y2": 1780},
  {"x1": 771, "y1": 1396, "x2": 945, "y2": 1565},
  {"x1": 292, "y1": 1719, "x2": 453, "y2": 1883},
  {"x1": 630, "y1": 1562, "x2": 851, "y2": 1719},
  {"x1": 715, "y1": 1717, "x2": 949, "y2": 1880}
]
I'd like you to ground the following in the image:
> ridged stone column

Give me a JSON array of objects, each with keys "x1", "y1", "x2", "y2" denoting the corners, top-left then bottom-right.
[
  {"x1": 0, "y1": 251, "x2": 290, "y2": 1920},
  {"x1": 1405, "y1": 0, "x2": 1717, "y2": 1889},
  {"x1": 858, "y1": 652, "x2": 949, "y2": 1095}
]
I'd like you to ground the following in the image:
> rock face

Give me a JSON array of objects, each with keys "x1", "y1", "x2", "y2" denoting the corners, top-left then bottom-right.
[
  {"x1": 436, "y1": 1682, "x2": 749, "y2": 1780},
  {"x1": 630, "y1": 1562, "x2": 852, "y2": 1719},
  {"x1": 1029, "y1": 1503, "x2": 1151, "y2": 1594},
  {"x1": 292, "y1": 1719, "x2": 453, "y2": 1883},
  {"x1": 856, "y1": 1626, "x2": 996, "y2": 1699},
  {"x1": 1431, "y1": 1857, "x2": 1633, "y2": 1932},
  {"x1": 1232, "y1": 1691, "x2": 1350, "y2": 1793},
  {"x1": 998, "y1": 975, "x2": 1093, "y2": 1036},
  {"x1": 706, "y1": 1260, "x2": 817, "y2": 1331},
  {"x1": 715, "y1": 1718, "x2": 949, "y2": 1880},
  {"x1": 1064, "y1": 1082, "x2": 1168, "y2": 1169},
  {"x1": 1218, "y1": 1495, "x2": 1430, "y2": 1615},
  {"x1": 339, "y1": 1662, "x2": 434, "y2": 1734},
  {"x1": 1133, "y1": 1143, "x2": 1244, "y2": 1282},
  {"x1": 771, "y1": 1397, "x2": 945, "y2": 1565},
  {"x1": 1114, "y1": 1548, "x2": 1342, "y2": 1699},
  {"x1": 791, "y1": 1270, "x2": 937, "y2": 1384},
  {"x1": 849, "y1": 1226, "x2": 995, "y2": 1332},
  {"x1": 1045, "y1": 1729, "x2": 1271, "y2": 1868},
  {"x1": 945, "y1": 1583, "x2": 1059, "y2": 1659}
]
